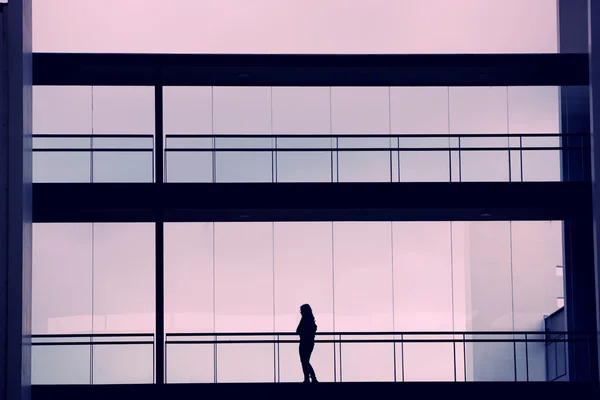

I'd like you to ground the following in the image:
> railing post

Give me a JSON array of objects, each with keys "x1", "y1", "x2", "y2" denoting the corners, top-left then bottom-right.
[
  {"x1": 513, "y1": 335, "x2": 517, "y2": 382},
  {"x1": 453, "y1": 335, "x2": 457, "y2": 382},
  {"x1": 463, "y1": 333, "x2": 467, "y2": 382},
  {"x1": 339, "y1": 334, "x2": 343, "y2": 383},
  {"x1": 401, "y1": 334, "x2": 405, "y2": 383},
  {"x1": 525, "y1": 333, "x2": 529, "y2": 382},
  {"x1": 393, "y1": 334, "x2": 397, "y2": 382}
]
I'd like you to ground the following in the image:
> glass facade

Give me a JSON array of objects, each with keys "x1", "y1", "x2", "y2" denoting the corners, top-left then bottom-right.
[
  {"x1": 32, "y1": 85, "x2": 576, "y2": 184},
  {"x1": 30, "y1": 220, "x2": 565, "y2": 384}
]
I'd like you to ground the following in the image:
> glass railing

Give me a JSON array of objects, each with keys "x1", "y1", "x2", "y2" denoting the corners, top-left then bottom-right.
[
  {"x1": 164, "y1": 133, "x2": 587, "y2": 183},
  {"x1": 32, "y1": 134, "x2": 154, "y2": 183},
  {"x1": 31, "y1": 330, "x2": 592, "y2": 384},
  {"x1": 31, "y1": 333, "x2": 155, "y2": 384},
  {"x1": 31, "y1": 133, "x2": 589, "y2": 183},
  {"x1": 165, "y1": 331, "x2": 593, "y2": 384}
]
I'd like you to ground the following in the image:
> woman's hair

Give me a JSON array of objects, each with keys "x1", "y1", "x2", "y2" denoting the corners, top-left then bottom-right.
[{"x1": 300, "y1": 304, "x2": 315, "y2": 321}]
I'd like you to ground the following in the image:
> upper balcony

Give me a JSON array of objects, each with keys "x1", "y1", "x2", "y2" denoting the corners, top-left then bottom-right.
[{"x1": 32, "y1": 132, "x2": 587, "y2": 184}]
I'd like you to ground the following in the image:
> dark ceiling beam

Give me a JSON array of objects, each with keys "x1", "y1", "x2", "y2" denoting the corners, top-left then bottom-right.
[
  {"x1": 33, "y1": 53, "x2": 589, "y2": 87},
  {"x1": 32, "y1": 182, "x2": 592, "y2": 223}
]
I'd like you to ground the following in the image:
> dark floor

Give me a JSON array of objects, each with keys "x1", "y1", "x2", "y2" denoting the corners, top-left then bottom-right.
[{"x1": 32, "y1": 381, "x2": 600, "y2": 400}]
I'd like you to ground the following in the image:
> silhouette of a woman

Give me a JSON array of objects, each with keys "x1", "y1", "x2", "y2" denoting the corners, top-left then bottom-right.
[{"x1": 296, "y1": 304, "x2": 319, "y2": 383}]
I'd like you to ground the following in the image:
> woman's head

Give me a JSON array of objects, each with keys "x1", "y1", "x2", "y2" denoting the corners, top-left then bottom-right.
[{"x1": 300, "y1": 304, "x2": 313, "y2": 318}]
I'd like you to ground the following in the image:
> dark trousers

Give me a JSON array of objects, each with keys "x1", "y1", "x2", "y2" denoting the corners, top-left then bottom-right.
[{"x1": 299, "y1": 341, "x2": 316, "y2": 381}]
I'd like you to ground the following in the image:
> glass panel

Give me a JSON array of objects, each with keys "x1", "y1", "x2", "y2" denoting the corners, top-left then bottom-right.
[
  {"x1": 277, "y1": 152, "x2": 331, "y2": 182},
  {"x1": 521, "y1": 150, "x2": 561, "y2": 181},
  {"x1": 33, "y1": 136, "x2": 91, "y2": 149},
  {"x1": 32, "y1": 223, "x2": 93, "y2": 383},
  {"x1": 272, "y1": 87, "x2": 330, "y2": 134},
  {"x1": 166, "y1": 341, "x2": 214, "y2": 383},
  {"x1": 399, "y1": 152, "x2": 450, "y2": 182},
  {"x1": 332, "y1": 222, "x2": 394, "y2": 381},
  {"x1": 92, "y1": 136, "x2": 153, "y2": 149},
  {"x1": 92, "y1": 86, "x2": 155, "y2": 134},
  {"x1": 215, "y1": 152, "x2": 273, "y2": 182},
  {"x1": 391, "y1": 87, "x2": 449, "y2": 134},
  {"x1": 401, "y1": 339, "x2": 456, "y2": 382},
  {"x1": 337, "y1": 151, "x2": 391, "y2": 182},
  {"x1": 93, "y1": 223, "x2": 155, "y2": 333},
  {"x1": 216, "y1": 338, "x2": 274, "y2": 383},
  {"x1": 511, "y1": 221, "x2": 564, "y2": 381},
  {"x1": 393, "y1": 222, "x2": 454, "y2": 381},
  {"x1": 166, "y1": 152, "x2": 213, "y2": 183},
  {"x1": 32, "y1": 344, "x2": 91, "y2": 384},
  {"x1": 33, "y1": 86, "x2": 92, "y2": 134},
  {"x1": 214, "y1": 223, "x2": 273, "y2": 333},
  {"x1": 93, "y1": 342, "x2": 154, "y2": 384},
  {"x1": 33, "y1": 152, "x2": 91, "y2": 182},
  {"x1": 331, "y1": 87, "x2": 389, "y2": 134},
  {"x1": 449, "y1": 87, "x2": 509, "y2": 182},
  {"x1": 33, "y1": 224, "x2": 93, "y2": 334},
  {"x1": 163, "y1": 86, "x2": 213, "y2": 134},
  {"x1": 165, "y1": 223, "x2": 214, "y2": 333},
  {"x1": 465, "y1": 222, "x2": 514, "y2": 381},
  {"x1": 92, "y1": 152, "x2": 153, "y2": 182},
  {"x1": 273, "y1": 222, "x2": 334, "y2": 382},
  {"x1": 213, "y1": 87, "x2": 271, "y2": 134},
  {"x1": 339, "y1": 336, "x2": 395, "y2": 382}
]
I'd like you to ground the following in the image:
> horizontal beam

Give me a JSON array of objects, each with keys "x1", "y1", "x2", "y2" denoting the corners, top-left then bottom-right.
[
  {"x1": 32, "y1": 182, "x2": 592, "y2": 223},
  {"x1": 33, "y1": 53, "x2": 589, "y2": 87},
  {"x1": 31, "y1": 382, "x2": 600, "y2": 400}
]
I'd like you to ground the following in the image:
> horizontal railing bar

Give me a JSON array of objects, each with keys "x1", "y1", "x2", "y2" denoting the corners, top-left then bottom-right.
[
  {"x1": 32, "y1": 333, "x2": 155, "y2": 338},
  {"x1": 164, "y1": 147, "x2": 584, "y2": 152},
  {"x1": 31, "y1": 341, "x2": 153, "y2": 346},
  {"x1": 32, "y1": 134, "x2": 155, "y2": 138},
  {"x1": 165, "y1": 133, "x2": 588, "y2": 139},
  {"x1": 32, "y1": 148, "x2": 154, "y2": 152},
  {"x1": 165, "y1": 338, "x2": 587, "y2": 345},
  {"x1": 166, "y1": 330, "x2": 588, "y2": 337}
]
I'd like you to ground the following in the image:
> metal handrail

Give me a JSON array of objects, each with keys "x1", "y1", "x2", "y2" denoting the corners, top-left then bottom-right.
[
  {"x1": 163, "y1": 330, "x2": 593, "y2": 384},
  {"x1": 165, "y1": 133, "x2": 589, "y2": 139},
  {"x1": 32, "y1": 333, "x2": 155, "y2": 346},
  {"x1": 166, "y1": 330, "x2": 589, "y2": 337}
]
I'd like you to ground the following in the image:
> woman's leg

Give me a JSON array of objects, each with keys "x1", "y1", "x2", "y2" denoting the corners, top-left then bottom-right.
[
  {"x1": 306, "y1": 342, "x2": 317, "y2": 382},
  {"x1": 299, "y1": 343, "x2": 311, "y2": 382}
]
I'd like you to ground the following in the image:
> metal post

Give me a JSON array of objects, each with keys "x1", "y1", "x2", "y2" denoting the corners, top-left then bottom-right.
[{"x1": 154, "y1": 85, "x2": 165, "y2": 385}]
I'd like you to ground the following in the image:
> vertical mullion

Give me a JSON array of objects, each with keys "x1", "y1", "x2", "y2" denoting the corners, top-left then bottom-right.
[{"x1": 155, "y1": 85, "x2": 165, "y2": 385}]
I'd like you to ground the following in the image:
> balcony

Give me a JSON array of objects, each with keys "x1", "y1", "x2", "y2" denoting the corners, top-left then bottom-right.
[
  {"x1": 32, "y1": 133, "x2": 588, "y2": 184},
  {"x1": 31, "y1": 330, "x2": 593, "y2": 384}
]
